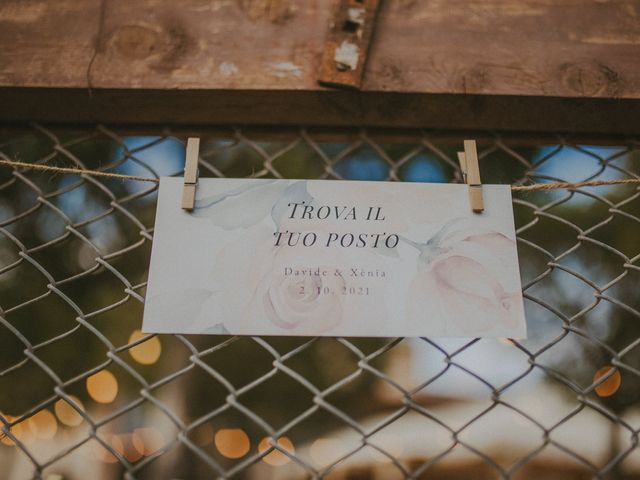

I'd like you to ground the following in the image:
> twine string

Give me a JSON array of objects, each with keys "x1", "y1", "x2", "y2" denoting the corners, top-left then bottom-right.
[
  {"x1": 0, "y1": 159, "x2": 160, "y2": 183},
  {"x1": 510, "y1": 178, "x2": 640, "y2": 191},
  {"x1": 1, "y1": 158, "x2": 639, "y2": 191}
]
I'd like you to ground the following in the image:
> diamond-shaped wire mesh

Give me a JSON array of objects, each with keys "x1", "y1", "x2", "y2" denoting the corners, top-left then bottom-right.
[{"x1": 1, "y1": 125, "x2": 639, "y2": 479}]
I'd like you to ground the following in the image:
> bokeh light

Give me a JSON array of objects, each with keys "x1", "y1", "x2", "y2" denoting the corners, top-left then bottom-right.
[
  {"x1": 128, "y1": 330, "x2": 162, "y2": 365},
  {"x1": 90, "y1": 434, "x2": 124, "y2": 463},
  {"x1": 54, "y1": 395, "x2": 85, "y2": 427},
  {"x1": 132, "y1": 427, "x2": 166, "y2": 456},
  {"x1": 333, "y1": 151, "x2": 389, "y2": 181},
  {"x1": 109, "y1": 434, "x2": 125, "y2": 461},
  {"x1": 32, "y1": 409, "x2": 57, "y2": 440},
  {"x1": 0, "y1": 415, "x2": 20, "y2": 446},
  {"x1": 593, "y1": 366, "x2": 621, "y2": 397},
  {"x1": 258, "y1": 436, "x2": 294, "y2": 466},
  {"x1": 1, "y1": 416, "x2": 38, "y2": 446},
  {"x1": 401, "y1": 154, "x2": 447, "y2": 183},
  {"x1": 214, "y1": 428, "x2": 250, "y2": 459},
  {"x1": 120, "y1": 434, "x2": 143, "y2": 462},
  {"x1": 89, "y1": 440, "x2": 112, "y2": 463},
  {"x1": 86, "y1": 370, "x2": 118, "y2": 404}
]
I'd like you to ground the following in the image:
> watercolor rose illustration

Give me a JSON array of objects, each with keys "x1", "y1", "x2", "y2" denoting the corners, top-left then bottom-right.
[
  {"x1": 194, "y1": 221, "x2": 353, "y2": 335},
  {"x1": 405, "y1": 218, "x2": 522, "y2": 335},
  {"x1": 259, "y1": 249, "x2": 347, "y2": 333}
]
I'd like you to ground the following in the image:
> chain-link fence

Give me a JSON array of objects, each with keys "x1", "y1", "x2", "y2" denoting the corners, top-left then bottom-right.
[{"x1": 1, "y1": 124, "x2": 639, "y2": 480}]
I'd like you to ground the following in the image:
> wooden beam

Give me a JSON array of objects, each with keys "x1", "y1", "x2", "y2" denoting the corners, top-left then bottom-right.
[
  {"x1": 1, "y1": 88, "x2": 638, "y2": 135},
  {"x1": 0, "y1": 0, "x2": 639, "y2": 132}
]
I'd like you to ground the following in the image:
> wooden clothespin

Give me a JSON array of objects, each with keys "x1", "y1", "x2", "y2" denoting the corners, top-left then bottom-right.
[
  {"x1": 181, "y1": 137, "x2": 200, "y2": 211},
  {"x1": 457, "y1": 140, "x2": 484, "y2": 213}
]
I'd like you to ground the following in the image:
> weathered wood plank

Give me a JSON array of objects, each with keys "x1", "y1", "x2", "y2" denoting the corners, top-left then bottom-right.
[
  {"x1": 2, "y1": 88, "x2": 638, "y2": 135},
  {"x1": 0, "y1": 0, "x2": 639, "y2": 131}
]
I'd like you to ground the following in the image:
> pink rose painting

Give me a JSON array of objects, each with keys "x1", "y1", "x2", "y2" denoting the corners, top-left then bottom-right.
[
  {"x1": 260, "y1": 253, "x2": 347, "y2": 333},
  {"x1": 204, "y1": 223, "x2": 355, "y2": 335},
  {"x1": 405, "y1": 219, "x2": 523, "y2": 336}
]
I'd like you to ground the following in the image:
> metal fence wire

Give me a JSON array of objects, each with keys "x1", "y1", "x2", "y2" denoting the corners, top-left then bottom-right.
[{"x1": 1, "y1": 124, "x2": 640, "y2": 480}]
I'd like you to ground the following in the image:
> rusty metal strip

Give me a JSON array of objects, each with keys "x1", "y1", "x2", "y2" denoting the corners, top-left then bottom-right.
[{"x1": 318, "y1": 0, "x2": 382, "y2": 90}]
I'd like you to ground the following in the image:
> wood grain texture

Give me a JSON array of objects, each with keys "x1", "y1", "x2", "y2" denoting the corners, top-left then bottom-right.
[{"x1": 0, "y1": 0, "x2": 639, "y2": 131}]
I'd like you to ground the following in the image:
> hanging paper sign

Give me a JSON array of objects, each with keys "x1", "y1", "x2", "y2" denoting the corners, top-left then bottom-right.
[{"x1": 143, "y1": 178, "x2": 527, "y2": 338}]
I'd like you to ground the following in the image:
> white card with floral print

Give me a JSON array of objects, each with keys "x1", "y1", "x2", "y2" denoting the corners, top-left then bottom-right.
[{"x1": 142, "y1": 178, "x2": 527, "y2": 338}]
